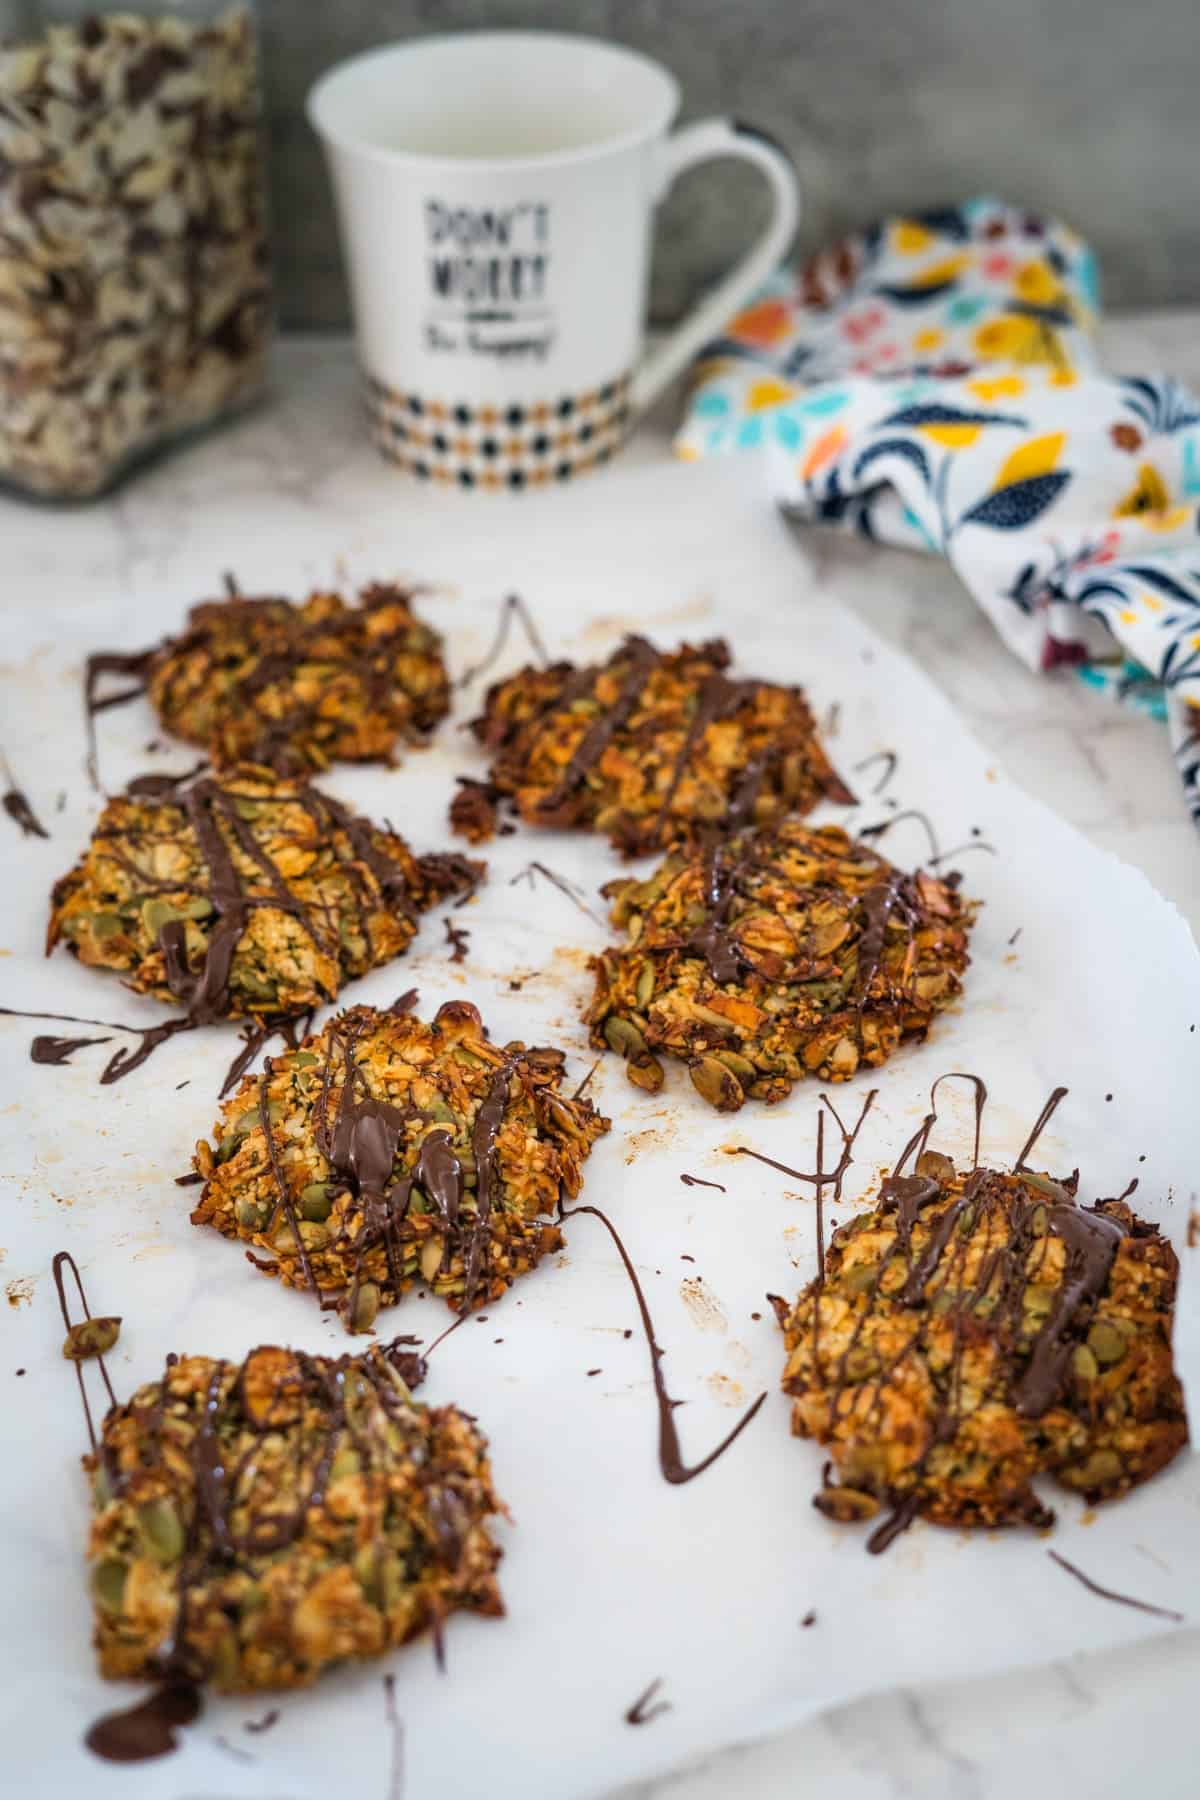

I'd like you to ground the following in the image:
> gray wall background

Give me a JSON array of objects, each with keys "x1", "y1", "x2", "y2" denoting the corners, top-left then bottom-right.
[{"x1": 11, "y1": 0, "x2": 1200, "y2": 324}]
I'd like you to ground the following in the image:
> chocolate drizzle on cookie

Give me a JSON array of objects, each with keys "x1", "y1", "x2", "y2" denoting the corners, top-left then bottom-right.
[
  {"x1": 44, "y1": 768, "x2": 479, "y2": 1084},
  {"x1": 87, "y1": 585, "x2": 450, "y2": 782},
  {"x1": 463, "y1": 634, "x2": 851, "y2": 853},
  {"x1": 241, "y1": 999, "x2": 595, "y2": 1330},
  {"x1": 774, "y1": 1078, "x2": 1184, "y2": 1555}
]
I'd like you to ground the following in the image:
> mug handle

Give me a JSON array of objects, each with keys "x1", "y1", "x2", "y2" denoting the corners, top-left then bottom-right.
[{"x1": 630, "y1": 118, "x2": 801, "y2": 416}]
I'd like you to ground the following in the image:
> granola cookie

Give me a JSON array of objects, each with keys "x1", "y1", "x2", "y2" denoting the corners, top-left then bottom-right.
[
  {"x1": 145, "y1": 583, "x2": 449, "y2": 770},
  {"x1": 775, "y1": 1156, "x2": 1187, "y2": 1548},
  {"x1": 587, "y1": 821, "x2": 974, "y2": 1109},
  {"x1": 451, "y1": 634, "x2": 851, "y2": 856},
  {"x1": 191, "y1": 998, "x2": 610, "y2": 1329},
  {"x1": 48, "y1": 766, "x2": 481, "y2": 1022},
  {"x1": 85, "y1": 1339, "x2": 503, "y2": 1690}
]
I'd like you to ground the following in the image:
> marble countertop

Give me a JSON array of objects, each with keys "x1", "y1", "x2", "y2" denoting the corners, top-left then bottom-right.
[{"x1": 4, "y1": 323, "x2": 1197, "y2": 1799}]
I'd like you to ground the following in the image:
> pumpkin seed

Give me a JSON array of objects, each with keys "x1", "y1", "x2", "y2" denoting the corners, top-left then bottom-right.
[
  {"x1": 604, "y1": 1014, "x2": 647, "y2": 1059},
  {"x1": 300, "y1": 1182, "x2": 333, "y2": 1222},
  {"x1": 635, "y1": 964, "x2": 655, "y2": 1009},
  {"x1": 813, "y1": 917, "x2": 851, "y2": 955},
  {"x1": 138, "y1": 1497, "x2": 185, "y2": 1563},
  {"x1": 1087, "y1": 1319, "x2": 1129, "y2": 1365},
  {"x1": 63, "y1": 1316, "x2": 121, "y2": 1359},
  {"x1": 210, "y1": 1628, "x2": 240, "y2": 1687},
  {"x1": 715, "y1": 1049, "x2": 757, "y2": 1082},
  {"x1": 1071, "y1": 1344, "x2": 1099, "y2": 1381},
  {"x1": 330, "y1": 1447, "x2": 362, "y2": 1482},
  {"x1": 813, "y1": 1485, "x2": 880, "y2": 1523},
  {"x1": 91, "y1": 1558, "x2": 127, "y2": 1614},
  {"x1": 420, "y1": 1237, "x2": 445, "y2": 1282},
  {"x1": 236, "y1": 1198, "x2": 268, "y2": 1230},
  {"x1": 350, "y1": 1282, "x2": 380, "y2": 1333},
  {"x1": 689, "y1": 1055, "x2": 744, "y2": 1112},
  {"x1": 915, "y1": 1150, "x2": 954, "y2": 1184},
  {"x1": 626, "y1": 1055, "x2": 664, "y2": 1095},
  {"x1": 89, "y1": 912, "x2": 124, "y2": 940},
  {"x1": 142, "y1": 897, "x2": 186, "y2": 937},
  {"x1": 1071, "y1": 1447, "x2": 1122, "y2": 1489}
]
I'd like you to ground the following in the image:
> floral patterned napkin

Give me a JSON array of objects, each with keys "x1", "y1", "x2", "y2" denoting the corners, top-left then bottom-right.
[{"x1": 675, "y1": 198, "x2": 1200, "y2": 824}]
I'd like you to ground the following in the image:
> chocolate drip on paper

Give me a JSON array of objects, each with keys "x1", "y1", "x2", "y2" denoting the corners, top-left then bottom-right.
[
  {"x1": 3, "y1": 784, "x2": 49, "y2": 839},
  {"x1": 563, "y1": 1203, "x2": 766, "y2": 1483},
  {"x1": 52, "y1": 1250, "x2": 119, "y2": 1456},
  {"x1": 32, "y1": 1033, "x2": 110, "y2": 1064},
  {"x1": 625, "y1": 1678, "x2": 671, "y2": 1726},
  {"x1": 736, "y1": 1087, "x2": 878, "y2": 1281},
  {"x1": 679, "y1": 1173, "x2": 726, "y2": 1192},
  {"x1": 1047, "y1": 1550, "x2": 1184, "y2": 1623},
  {"x1": 1014, "y1": 1084, "x2": 1069, "y2": 1171},
  {"x1": 510, "y1": 860, "x2": 602, "y2": 924},
  {"x1": 0, "y1": 744, "x2": 50, "y2": 837},
  {"x1": 84, "y1": 648, "x2": 155, "y2": 788},
  {"x1": 2, "y1": 1004, "x2": 195, "y2": 1084},
  {"x1": 455, "y1": 591, "x2": 549, "y2": 690},
  {"x1": 853, "y1": 749, "x2": 898, "y2": 796}
]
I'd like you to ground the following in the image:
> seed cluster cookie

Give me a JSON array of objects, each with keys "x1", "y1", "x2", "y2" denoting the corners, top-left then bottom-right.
[
  {"x1": 191, "y1": 998, "x2": 610, "y2": 1329},
  {"x1": 146, "y1": 583, "x2": 450, "y2": 770},
  {"x1": 775, "y1": 1154, "x2": 1187, "y2": 1544},
  {"x1": 587, "y1": 821, "x2": 974, "y2": 1109},
  {"x1": 85, "y1": 1339, "x2": 503, "y2": 1690},
  {"x1": 451, "y1": 634, "x2": 851, "y2": 856},
  {"x1": 48, "y1": 766, "x2": 481, "y2": 1022}
]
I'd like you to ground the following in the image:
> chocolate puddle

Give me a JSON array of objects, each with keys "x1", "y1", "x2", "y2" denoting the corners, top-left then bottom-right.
[{"x1": 85, "y1": 1682, "x2": 202, "y2": 1764}]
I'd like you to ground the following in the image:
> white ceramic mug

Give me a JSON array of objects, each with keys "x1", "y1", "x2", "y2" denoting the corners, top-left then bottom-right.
[{"x1": 308, "y1": 31, "x2": 799, "y2": 489}]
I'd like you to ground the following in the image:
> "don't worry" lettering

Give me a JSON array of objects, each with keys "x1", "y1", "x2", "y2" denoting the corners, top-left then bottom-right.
[{"x1": 425, "y1": 200, "x2": 550, "y2": 309}]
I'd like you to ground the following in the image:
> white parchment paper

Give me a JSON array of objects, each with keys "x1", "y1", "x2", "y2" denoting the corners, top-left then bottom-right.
[{"x1": 1, "y1": 456, "x2": 1198, "y2": 1799}]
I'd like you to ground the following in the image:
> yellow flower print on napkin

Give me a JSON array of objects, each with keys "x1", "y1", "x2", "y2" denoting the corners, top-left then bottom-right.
[
  {"x1": 973, "y1": 314, "x2": 1065, "y2": 365},
  {"x1": 1113, "y1": 463, "x2": 1191, "y2": 531}
]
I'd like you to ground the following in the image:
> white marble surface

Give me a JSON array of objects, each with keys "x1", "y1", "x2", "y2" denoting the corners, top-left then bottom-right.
[{"x1": 2, "y1": 323, "x2": 1198, "y2": 1799}]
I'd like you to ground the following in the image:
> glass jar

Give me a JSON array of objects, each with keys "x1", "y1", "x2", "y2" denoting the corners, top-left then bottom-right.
[{"x1": 0, "y1": 0, "x2": 271, "y2": 500}]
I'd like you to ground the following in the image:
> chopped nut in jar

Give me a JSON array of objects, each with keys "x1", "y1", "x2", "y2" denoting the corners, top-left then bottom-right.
[{"x1": 0, "y1": 7, "x2": 269, "y2": 499}]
